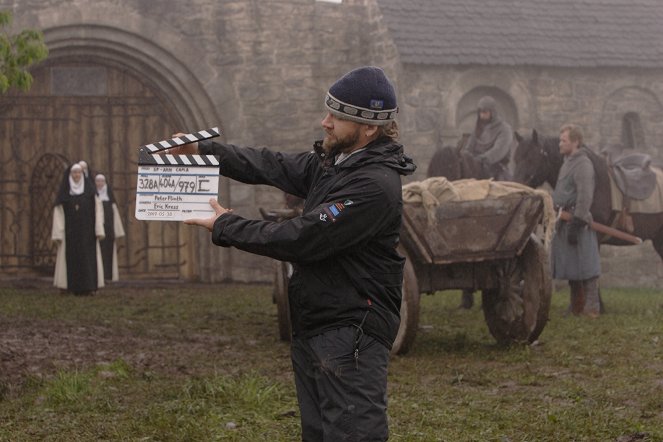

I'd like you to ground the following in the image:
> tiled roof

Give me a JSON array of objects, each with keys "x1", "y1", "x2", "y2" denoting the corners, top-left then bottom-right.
[{"x1": 377, "y1": 0, "x2": 663, "y2": 67}]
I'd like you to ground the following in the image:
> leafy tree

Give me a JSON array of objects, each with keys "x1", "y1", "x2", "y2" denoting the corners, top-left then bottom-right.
[{"x1": 0, "y1": 10, "x2": 48, "y2": 93}]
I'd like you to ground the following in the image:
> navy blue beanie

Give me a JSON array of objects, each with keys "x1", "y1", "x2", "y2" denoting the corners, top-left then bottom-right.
[{"x1": 325, "y1": 66, "x2": 398, "y2": 126}]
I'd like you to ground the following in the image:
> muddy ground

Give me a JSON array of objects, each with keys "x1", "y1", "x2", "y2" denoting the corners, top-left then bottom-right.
[{"x1": 0, "y1": 278, "x2": 282, "y2": 397}]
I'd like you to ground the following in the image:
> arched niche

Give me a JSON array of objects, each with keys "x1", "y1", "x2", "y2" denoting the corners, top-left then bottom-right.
[
  {"x1": 456, "y1": 86, "x2": 519, "y2": 135},
  {"x1": 599, "y1": 85, "x2": 663, "y2": 158}
]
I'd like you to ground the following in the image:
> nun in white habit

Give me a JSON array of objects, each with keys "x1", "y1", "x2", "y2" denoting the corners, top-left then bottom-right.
[
  {"x1": 51, "y1": 163, "x2": 105, "y2": 294},
  {"x1": 95, "y1": 174, "x2": 125, "y2": 281}
]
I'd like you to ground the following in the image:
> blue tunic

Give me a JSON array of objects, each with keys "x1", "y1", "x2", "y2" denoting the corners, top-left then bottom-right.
[{"x1": 550, "y1": 149, "x2": 601, "y2": 280}]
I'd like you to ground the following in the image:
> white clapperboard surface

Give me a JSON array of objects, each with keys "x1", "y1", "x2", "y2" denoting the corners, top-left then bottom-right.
[{"x1": 135, "y1": 128, "x2": 221, "y2": 221}]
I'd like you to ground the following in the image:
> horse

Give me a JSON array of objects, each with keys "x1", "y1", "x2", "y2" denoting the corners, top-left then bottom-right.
[
  {"x1": 426, "y1": 134, "x2": 487, "y2": 181},
  {"x1": 513, "y1": 129, "x2": 663, "y2": 263}
]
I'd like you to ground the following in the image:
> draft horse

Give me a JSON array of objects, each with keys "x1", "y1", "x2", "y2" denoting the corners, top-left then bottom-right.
[
  {"x1": 513, "y1": 129, "x2": 663, "y2": 263},
  {"x1": 426, "y1": 134, "x2": 487, "y2": 181}
]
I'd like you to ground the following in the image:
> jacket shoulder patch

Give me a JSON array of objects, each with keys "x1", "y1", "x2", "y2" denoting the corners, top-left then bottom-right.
[{"x1": 320, "y1": 201, "x2": 352, "y2": 222}]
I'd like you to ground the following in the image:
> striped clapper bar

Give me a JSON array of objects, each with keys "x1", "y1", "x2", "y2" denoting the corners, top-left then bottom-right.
[{"x1": 135, "y1": 127, "x2": 221, "y2": 221}]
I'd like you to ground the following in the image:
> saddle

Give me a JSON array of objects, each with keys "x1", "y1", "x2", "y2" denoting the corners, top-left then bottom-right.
[
  {"x1": 610, "y1": 153, "x2": 657, "y2": 201},
  {"x1": 606, "y1": 152, "x2": 660, "y2": 233}
]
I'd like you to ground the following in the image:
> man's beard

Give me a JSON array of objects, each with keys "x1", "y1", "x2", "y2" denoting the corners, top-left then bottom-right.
[
  {"x1": 475, "y1": 118, "x2": 489, "y2": 137},
  {"x1": 322, "y1": 127, "x2": 361, "y2": 157}
]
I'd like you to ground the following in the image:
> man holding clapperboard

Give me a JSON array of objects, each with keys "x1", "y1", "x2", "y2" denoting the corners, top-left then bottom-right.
[{"x1": 144, "y1": 67, "x2": 416, "y2": 441}]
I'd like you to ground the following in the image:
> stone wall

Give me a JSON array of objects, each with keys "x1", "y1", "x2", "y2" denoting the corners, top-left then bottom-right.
[
  {"x1": 398, "y1": 64, "x2": 663, "y2": 288},
  {"x1": 3, "y1": 0, "x2": 661, "y2": 287},
  {"x1": 2, "y1": 0, "x2": 399, "y2": 283},
  {"x1": 398, "y1": 64, "x2": 663, "y2": 182}
]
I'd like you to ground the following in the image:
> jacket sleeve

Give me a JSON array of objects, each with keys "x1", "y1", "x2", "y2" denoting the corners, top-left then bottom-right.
[
  {"x1": 479, "y1": 123, "x2": 513, "y2": 165},
  {"x1": 572, "y1": 157, "x2": 595, "y2": 224},
  {"x1": 211, "y1": 179, "x2": 399, "y2": 264},
  {"x1": 199, "y1": 140, "x2": 315, "y2": 198}
]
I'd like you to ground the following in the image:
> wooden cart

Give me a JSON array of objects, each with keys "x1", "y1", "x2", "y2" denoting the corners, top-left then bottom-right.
[
  {"x1": 265, "y1": 192, "x2": 552, "y2": 355},
  {"x1": 393, "y1": 193, "x2": 552, "y2": 354}
]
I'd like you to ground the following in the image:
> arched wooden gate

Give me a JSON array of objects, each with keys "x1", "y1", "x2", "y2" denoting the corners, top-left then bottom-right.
[{"x1": 0, "y1": 61, "x2": 190, "y2": 279}]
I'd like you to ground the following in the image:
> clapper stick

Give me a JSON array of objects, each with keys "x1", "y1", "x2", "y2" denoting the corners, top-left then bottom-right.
[
  {"x1": 135, "y1": 127, "x2": 222, "y2": 221},
  {"x1": 138, "y1": 127, "x2": 221, "y2": 162}
]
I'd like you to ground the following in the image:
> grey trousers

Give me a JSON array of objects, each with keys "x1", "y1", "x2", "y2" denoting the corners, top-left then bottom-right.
[{"x1": 291, "y1": 327, "x2": 390, "y2": 442}]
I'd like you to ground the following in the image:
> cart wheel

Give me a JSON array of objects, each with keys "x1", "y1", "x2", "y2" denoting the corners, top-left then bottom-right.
[
  {"x1": 527, "y1": 237, "x2": 552, "y2": 343},
  {"x1": 481, "y1": 235, "x2": 552, "y2": 345},
  {"x1": 274, "y1": 261, "x2": 293, "y2": 342},
  {"x1": 391, "y1": 248, "x2": 421, "y2": 355}
]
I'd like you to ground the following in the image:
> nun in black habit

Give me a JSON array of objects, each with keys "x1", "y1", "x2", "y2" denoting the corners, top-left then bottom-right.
[
  {"x1": 51, "y1": 163, "x2": 105, "y2": 294},
  {"x1": 95, "y1": 173, "x2": 125, "y2": 282}
]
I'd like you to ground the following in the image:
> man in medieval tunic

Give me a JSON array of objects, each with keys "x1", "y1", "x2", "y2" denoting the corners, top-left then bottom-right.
[
  {"x1": 550, "y1": 124, "x2": 601, "y2": 318},
  {"x1": 51, "y1": 163, "x2": 105, "y2": 295},
  {"x1": 460, "y1": 95, "x2": 515, "y2": 308},
  {"x1": 95, "y1": 174, "x2": 125, "y2": 282}
]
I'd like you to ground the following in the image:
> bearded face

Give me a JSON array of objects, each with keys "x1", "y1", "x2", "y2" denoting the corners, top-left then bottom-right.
[
  {"x1": 479, "y1": 109, "x2": 492, "y2": 122},
  {"x1": 322, "y1": 124, "x2": 362, "y2": 156}
]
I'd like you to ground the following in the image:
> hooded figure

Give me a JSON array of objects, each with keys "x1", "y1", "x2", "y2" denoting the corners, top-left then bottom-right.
[
  {"x1": 466, "y1": 95, "x2": 514, "y2": 181},
  {"x1": 51, "y1": 163, "x2": 105, "y2": 294},
  {"x1": 95, "y1": 174, "x2": 125, "y2": 282},
  {"x1": 456, "y1": 96, "x2": 516, "y2": 309}
]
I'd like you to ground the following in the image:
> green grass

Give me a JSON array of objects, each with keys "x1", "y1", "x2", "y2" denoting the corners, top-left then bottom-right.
[{"x1": 0, "y1": 284, "x2": 662, "y2": 441}]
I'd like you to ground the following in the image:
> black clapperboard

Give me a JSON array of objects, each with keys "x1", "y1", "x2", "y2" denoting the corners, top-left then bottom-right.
[{"x1": 135, "y1": 128, "x2": 221, "y2": 221}]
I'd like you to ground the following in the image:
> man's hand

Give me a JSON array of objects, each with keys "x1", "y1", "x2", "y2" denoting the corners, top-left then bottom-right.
[
  {"x1": 567, "y1": 217, "x2": 585, "y2": 245},
  {"x1": 477, "y1": 155, "x2": 490, "y2": 172},
  {"x1": 184, "y1": 198, "x2": 232, "y2": 232},
  {"x1": 161, "y1": 132, "x2": 199, "y2": 155}
]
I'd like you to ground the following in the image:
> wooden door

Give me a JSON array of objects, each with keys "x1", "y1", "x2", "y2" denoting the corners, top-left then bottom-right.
[{"x1": 0, "y1": 62, "x2": 188, "y2": 279}]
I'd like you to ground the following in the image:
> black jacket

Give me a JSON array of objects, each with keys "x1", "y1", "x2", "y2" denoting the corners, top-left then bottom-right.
[{"x1": 199, "y1": 137, "x2": 416, "y2": 348}]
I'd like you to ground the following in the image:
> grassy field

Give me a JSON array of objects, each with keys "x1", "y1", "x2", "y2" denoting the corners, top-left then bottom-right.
[{"x1": 0, "y1": 283, "x2": 661, "y2": 441}]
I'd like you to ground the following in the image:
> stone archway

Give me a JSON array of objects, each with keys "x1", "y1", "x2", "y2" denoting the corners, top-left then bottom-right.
[
  {"x1": 599, "y1": 86, "x2": 663, "y2": 160},
  {"x1": 3, "y1": 61, "x2": 188, "y2": 279},
  {"x1": 42, "y1": 24, "x2": 221, "y2": 131},
  {"x1": 443, "y1": 68, "x2": 532, "y2": 140},
  {"x1": 0, "y1": 24, "x2": 229, "y2": 281}
]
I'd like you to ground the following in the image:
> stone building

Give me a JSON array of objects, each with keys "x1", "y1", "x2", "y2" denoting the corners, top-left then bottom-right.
[{"x1": 1, "y1": 0, "x2": 661, "y2": 287}]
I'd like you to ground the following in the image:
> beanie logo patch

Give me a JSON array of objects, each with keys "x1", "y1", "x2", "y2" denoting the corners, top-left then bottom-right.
[{"x1": 369, "y1": 99, "x2": 384, "y2": 110}]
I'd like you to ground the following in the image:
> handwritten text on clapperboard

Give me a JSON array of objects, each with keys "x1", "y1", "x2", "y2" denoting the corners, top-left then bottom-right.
[
  {"x1": 135, "y1": 128, "x2": 221, "y2": 221},
  {"x1": 135, "y1": 164, "x2": 219, "y2": 221}
]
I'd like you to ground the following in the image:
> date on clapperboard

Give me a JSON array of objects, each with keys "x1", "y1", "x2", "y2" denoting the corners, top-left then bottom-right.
[{"x1": 135, "y1": 127, "x2": 221, "y2": 221}]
